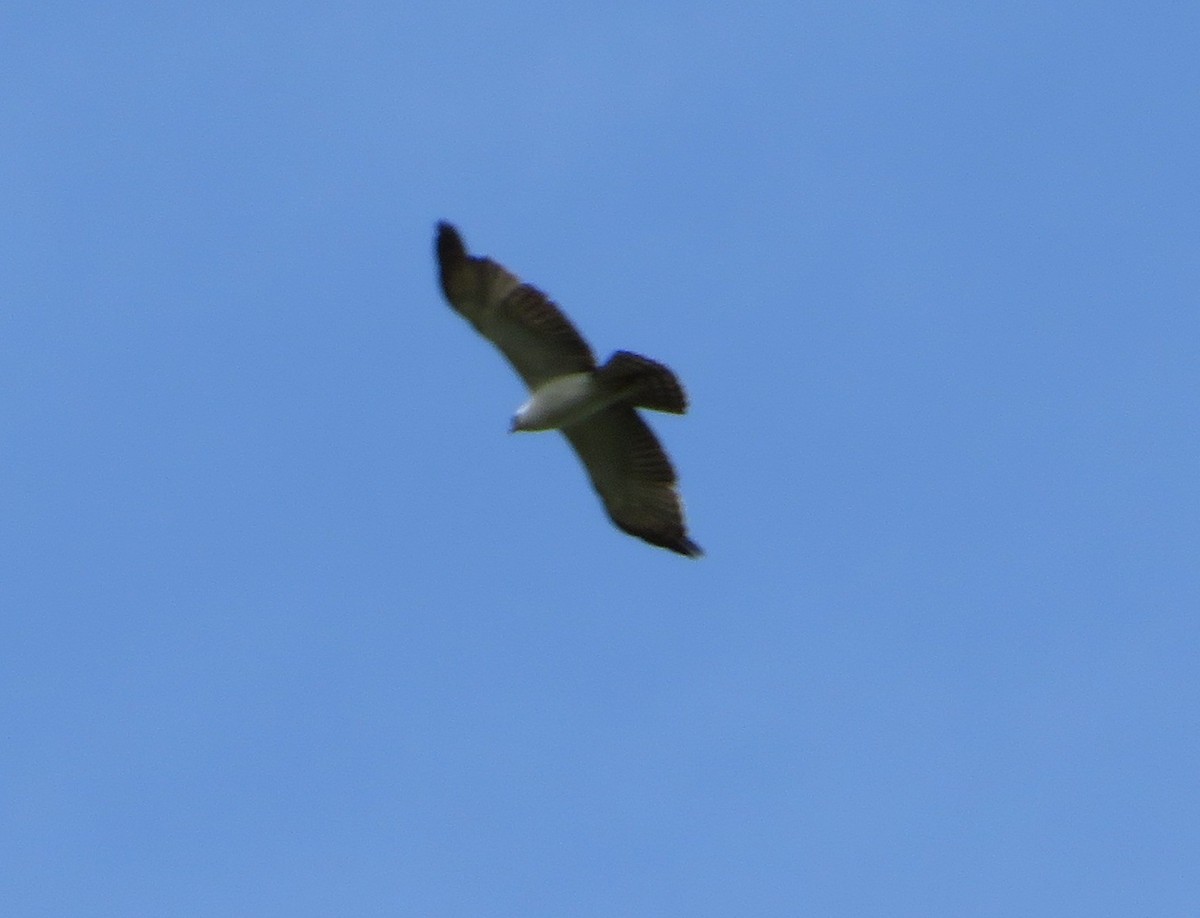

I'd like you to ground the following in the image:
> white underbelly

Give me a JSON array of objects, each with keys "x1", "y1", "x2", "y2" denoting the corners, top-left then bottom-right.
[{"x1": 515, "y1": 373, "x2": 606, "y2": 431}]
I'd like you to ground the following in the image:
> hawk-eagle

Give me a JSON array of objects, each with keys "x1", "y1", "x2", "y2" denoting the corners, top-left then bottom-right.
[{"x1": 435, "y1": 222, "x2": 702, "y2": 557}]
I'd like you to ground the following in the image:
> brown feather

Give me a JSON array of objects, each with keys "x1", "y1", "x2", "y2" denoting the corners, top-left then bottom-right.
[
  {"x1": 435, "y1": 221, "x2": 701, "y2": 557},
  {"x1": 596, "y1": 351, "x2": 688, "y2": 415},
  {"x1": 564, "y1": 407, "x2": 702, "y2": 557}
]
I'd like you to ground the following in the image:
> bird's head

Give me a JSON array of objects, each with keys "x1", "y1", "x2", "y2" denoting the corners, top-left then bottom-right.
[{"x1": 510, "y1": 399, "x2": 538, "y2": 433}]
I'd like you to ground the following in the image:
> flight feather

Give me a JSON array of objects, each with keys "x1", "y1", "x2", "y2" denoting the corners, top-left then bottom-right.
[{"x1": 434, "y1": 222, "x2": 702, "y2": 557}]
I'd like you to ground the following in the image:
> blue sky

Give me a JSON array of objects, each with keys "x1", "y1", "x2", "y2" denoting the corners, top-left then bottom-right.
[{"x1": 3, "y1": 3, "x2": 1197, "y2": 915}]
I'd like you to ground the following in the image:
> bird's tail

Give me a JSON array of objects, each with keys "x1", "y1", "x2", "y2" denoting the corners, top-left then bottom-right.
[{"x1": 597, "y1": 351, "x2": 688, "y2": 414}]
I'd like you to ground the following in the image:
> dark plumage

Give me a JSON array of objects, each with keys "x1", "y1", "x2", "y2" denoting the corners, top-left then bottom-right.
[{"x1": 434, "y1": 222, "x2": 701, "y2": 557}]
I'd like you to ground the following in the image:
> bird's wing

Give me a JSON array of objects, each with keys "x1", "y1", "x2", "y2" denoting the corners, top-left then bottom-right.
[
  {"x1": 436, "y1": 222, "x2": 595, "y2": 388},
  {"x1": 563, "y1": 405, "x2": 702, "y2": 557}
]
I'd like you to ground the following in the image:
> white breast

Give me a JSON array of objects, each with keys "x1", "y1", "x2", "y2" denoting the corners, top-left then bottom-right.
[{"x1": 513, "y1": 373, "x2": 605, "y2": 431}]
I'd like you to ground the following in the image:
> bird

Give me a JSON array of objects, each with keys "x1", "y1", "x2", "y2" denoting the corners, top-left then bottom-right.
[{"x1": 434, "y1": 221, "x2": 702, "y2": 557}]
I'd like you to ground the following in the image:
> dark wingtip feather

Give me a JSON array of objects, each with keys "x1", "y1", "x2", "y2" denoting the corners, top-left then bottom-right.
[
  {"x1": 614, "y1": 520, "x2": 704, "y2": 558},
  {"x1": 435, "y1": 221, "x2": 466, "y2": 267},
  {"x1": 435, "y1": 221, "x2": 471, "y2": 302}
]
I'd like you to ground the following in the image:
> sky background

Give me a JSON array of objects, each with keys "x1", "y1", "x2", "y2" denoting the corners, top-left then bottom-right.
[{"x1": 3, "y1": 3, "x2": 1197, "y2": 916}]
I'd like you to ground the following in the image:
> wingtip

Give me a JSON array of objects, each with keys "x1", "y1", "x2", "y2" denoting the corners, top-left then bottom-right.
[
  {"x1": 612, "y1": 519, "x2": 703, "y2": 558},
  {"x1": 435, "y1": 221, "x2": 466, "y2": 266}
]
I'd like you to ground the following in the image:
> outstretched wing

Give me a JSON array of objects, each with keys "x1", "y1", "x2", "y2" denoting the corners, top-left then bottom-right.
[
  {"x1": 436, "y1": 222, "x2": 595, "y2": 388},
  {"x1": 563, "y1": 406, "x2": 702, "y2": 557}
]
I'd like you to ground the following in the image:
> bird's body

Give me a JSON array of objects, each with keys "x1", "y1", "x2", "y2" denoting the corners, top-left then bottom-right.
[
  {"x1": 513, "y1": 372, "x2": 604, "y2": 432},
  {"x1": 434, "y1": 222, "x2": 702, "y2": 557}
]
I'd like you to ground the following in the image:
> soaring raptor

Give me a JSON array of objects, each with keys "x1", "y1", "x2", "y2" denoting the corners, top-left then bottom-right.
[{"x1": 435, "y1": 222, "x2": 702, "y2": 557}]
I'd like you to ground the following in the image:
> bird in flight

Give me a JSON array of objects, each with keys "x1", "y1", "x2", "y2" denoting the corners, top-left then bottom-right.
[{"x1": 435, "y1": 222, "x2": 702, "y2": 557}]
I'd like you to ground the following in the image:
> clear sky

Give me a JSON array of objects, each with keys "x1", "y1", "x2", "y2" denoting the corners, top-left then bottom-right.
[{"x1": 3, "y1": 3, "x2": 1197, "y2": 916}]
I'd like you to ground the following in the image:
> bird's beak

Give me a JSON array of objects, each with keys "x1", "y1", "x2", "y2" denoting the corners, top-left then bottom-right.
[{"x1": 509, "y1": 416, "x2": 519, "y2": 433}]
